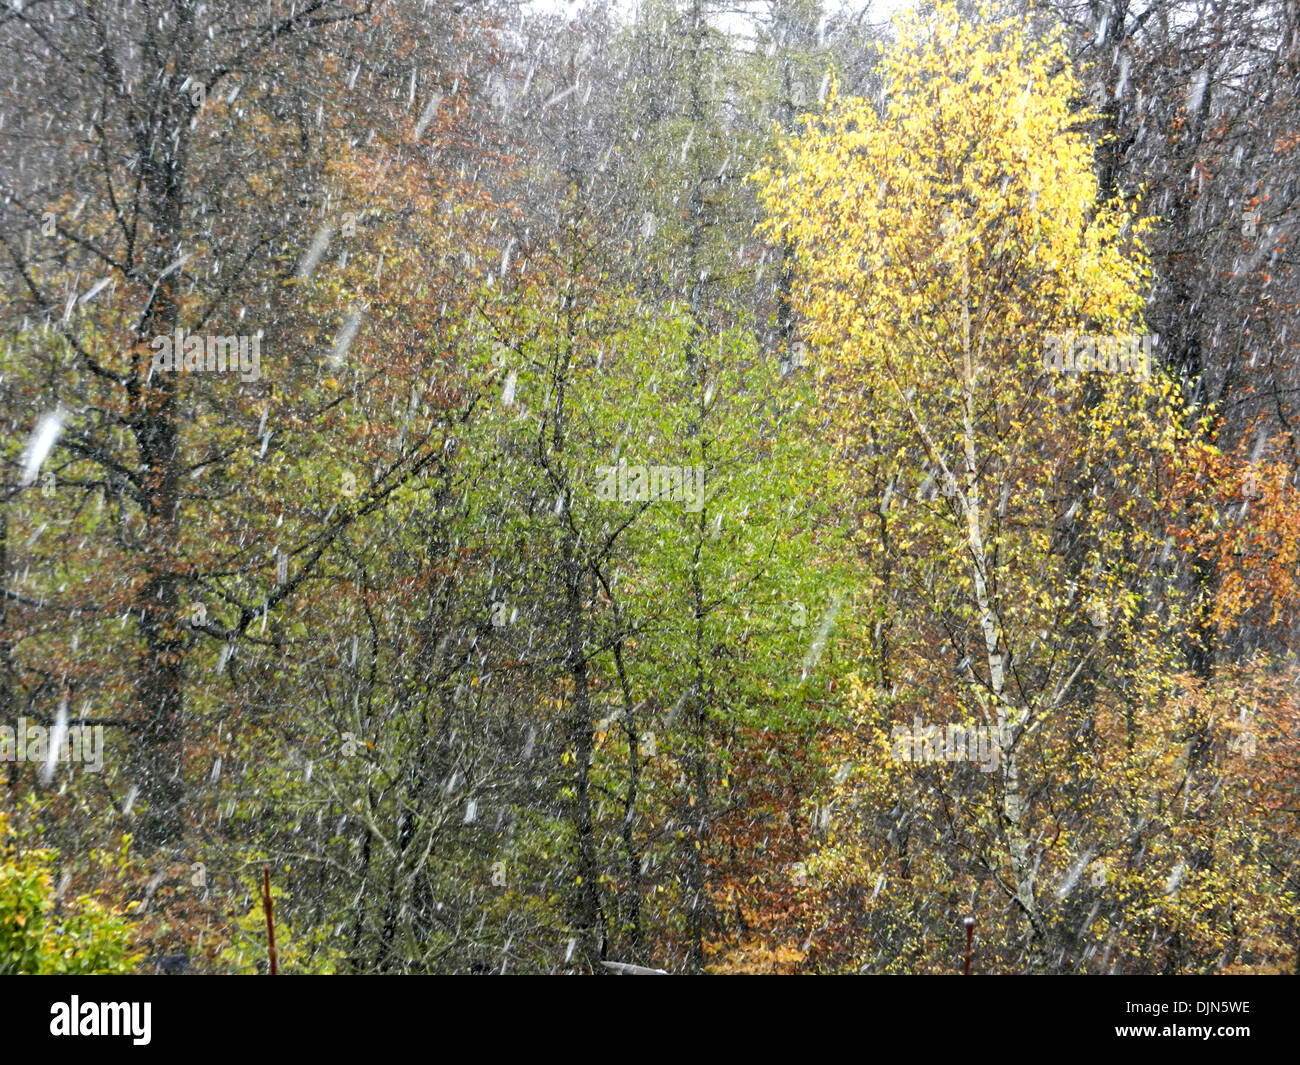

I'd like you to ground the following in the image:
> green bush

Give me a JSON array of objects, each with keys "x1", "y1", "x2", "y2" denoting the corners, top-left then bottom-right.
[{"x1": 0, "y1": 811, "x2": 140, "y2": 974}]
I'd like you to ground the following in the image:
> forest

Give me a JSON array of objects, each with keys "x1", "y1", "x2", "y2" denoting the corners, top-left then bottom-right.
[{"x1": 1, "y1": 0, "x2": 1298, "y2": 976}]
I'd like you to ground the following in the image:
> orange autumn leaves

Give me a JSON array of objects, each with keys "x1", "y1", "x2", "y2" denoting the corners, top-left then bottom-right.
[{"x1": 1171, "y1": 434, "x2": 1300, "y2": 638}]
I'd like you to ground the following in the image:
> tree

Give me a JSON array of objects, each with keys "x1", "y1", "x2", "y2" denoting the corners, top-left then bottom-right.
[
  {"x1": 758, "y1": 0, "x2": 1192, "y2": 972},
  {"x1": 0, "y1": 0, "x2": 499, "y2": 849}
]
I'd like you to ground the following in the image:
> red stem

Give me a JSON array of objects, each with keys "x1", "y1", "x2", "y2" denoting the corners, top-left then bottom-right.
[{"x1": 263, "y1": 863, "x2": 278, "y2": 976}]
